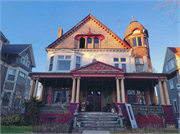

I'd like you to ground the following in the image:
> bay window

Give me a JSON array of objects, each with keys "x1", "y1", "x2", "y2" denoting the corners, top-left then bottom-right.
[
  {"x1": 57, "y1": 55, "x2": 71, "y2": 71},
  {"x1": 49, "y1": 56, "x2": 54, "y2": 71}
]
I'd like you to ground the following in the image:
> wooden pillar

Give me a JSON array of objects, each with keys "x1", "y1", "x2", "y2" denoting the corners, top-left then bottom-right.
[
  {"x1": 158, "y1": 79, "x2": 165, "y2": 105},
  {"x1": 163, "y1": 79, "x2": 170, "y2": 105},
  {"x1": 116, "y1": 77, "x2": 121, "y2": 103},
  {"x1": 121, "y1": 77, "x2": 126, "y2": 103},
  {"x1": 147, "y1": 87, "x2": 151, "y2": 105},
  {"x1": 71, "y1": 77, "x2": 76, "y2": 103},
  {"x1": 28, "y1": 79, "x2": 35, "y2": 100},
  {"x1": 33, "y1": 79, "x2": 39, "y2": 97},
  {"x1": 40, "y1": 85, "x2": 44, "y2": 100},
  {"x1": 75, "y1": 77, "x2": 81, "y2": 103}
]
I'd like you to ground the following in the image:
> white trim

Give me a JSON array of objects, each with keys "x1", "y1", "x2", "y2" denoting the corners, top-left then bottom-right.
[{"x1": 172, "y1": 98, "x2": 179, "y2": 113}]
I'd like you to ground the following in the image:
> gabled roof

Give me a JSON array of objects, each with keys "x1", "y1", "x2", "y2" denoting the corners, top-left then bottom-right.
[
  {"x1": 168, "y1": 47, "x2": 180, "y2": 58},
  {"x1": 0, "y1": 31, "x2": 9, "y2": 44},
  {"x1": 71, "y1": 61, "x2": 124, "y2": 73},
  {"x1": 1, "y1": 44, "x2": 36, "y2": 67},
  {"x1": 46, "y1": 14, "x2": 131, "y2": 49}
]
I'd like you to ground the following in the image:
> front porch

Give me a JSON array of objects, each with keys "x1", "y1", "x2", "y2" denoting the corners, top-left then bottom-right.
[{"x1": 29, "y1": 61, "x2": 175, "y2": 128}]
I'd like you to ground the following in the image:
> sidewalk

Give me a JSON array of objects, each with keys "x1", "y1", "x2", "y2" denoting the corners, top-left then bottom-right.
[{"x1": 82, "y1": 130, "x2": 111, "y2": 134}]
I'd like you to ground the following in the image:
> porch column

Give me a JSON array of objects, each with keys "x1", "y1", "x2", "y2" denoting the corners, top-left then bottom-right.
[
  {"x1": 33, "y1": 79, "x2": 39, "y2": 97},
  {"x1": 28, "y1": 79, "x2": 35, "y2": 100},
  {"x1": 163, "y1": 79, "x2": 170, "y2": 105},
  {"x1": 71, "y1": 77, "x2": 76, "y2": 103},
  {"x1": 121, "y1": 77, "x2": 126, "y2": 103},
  {"x1": 116, "y1": 77, "x2": 121, "y2": 103},
  {"x1": 147, "y1": 87, "x2": 151, "y2": 105},
  {"x1": 75, "y1": 77, "x2": 81, "y2": 103},
  {"x1": 158, "y1": 79, "x2": 165, "y2": 105},
  {"x1": 39, "y1": 84, "x2": 44, "y2": 100}
]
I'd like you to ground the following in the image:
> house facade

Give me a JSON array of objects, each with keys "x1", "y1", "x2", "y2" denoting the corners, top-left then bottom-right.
[
  {"x1": 156, "y1": 47, "x2": 180, "y2": 121},
  {"x1": 0, "y1": 32, "x2": 36, "y2": 113},
  {"x1": 29, "y1": 15, "x2": 174, "y2": 128}
]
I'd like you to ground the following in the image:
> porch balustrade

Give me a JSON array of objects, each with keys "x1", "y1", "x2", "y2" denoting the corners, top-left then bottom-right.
[{"x1": 132, "y1": 105, "x2": 164, "y2": 115}]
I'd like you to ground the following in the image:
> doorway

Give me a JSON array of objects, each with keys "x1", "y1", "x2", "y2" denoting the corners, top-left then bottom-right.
[{"x1": 87, "y1": 90, "x2": 101, "y2": 111}]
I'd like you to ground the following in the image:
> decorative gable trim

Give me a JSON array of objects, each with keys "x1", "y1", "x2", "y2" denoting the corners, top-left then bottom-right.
[
  {"x1": 46, "y1": 14, "x2": 131, "y2": 49},
  {"x1": 71, "y1": 61, "x2": 125, "y2": 74}
]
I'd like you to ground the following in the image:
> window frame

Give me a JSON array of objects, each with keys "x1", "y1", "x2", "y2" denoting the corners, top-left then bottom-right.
[
  {"x1": 49, "y1": 56, "x2": 54, "y2": 71},
  {"x1": 19, "y1": 71, "x2": 26, "y2": 78},
  {"x1": 169, "y1": 79, "x2": 174, "y2": 90},
  {"x1": 7, "y1": 68, "x2": 16, "y2": 81},
  {"x1": 56, "y1": 55, "x2": 72, "y2": 71},
  {"x1": 172, "y1": 98, "x2": 179, "y2": 113},
  {"x1": 113, "y1": 58, "x2": 119, "y2": 68},
  {"x1": 135, "y1": 57, "x2": 144, "y2": 72}
]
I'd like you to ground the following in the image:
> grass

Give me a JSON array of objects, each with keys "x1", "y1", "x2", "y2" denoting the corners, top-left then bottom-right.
[{"x1": 1, "y1": 125, "x2": 32, "y2": 133}]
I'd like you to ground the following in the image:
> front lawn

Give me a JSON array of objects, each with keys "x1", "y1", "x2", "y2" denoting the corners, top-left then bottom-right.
[{"x1": 1, "y1": 126, "x2": 32, "y2": 133}]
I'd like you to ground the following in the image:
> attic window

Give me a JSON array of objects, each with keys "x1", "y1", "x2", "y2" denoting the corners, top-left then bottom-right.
[
  {"x1": 21, "y1": 55, "x2": 30, "y2": 68},
  {"x1": 80, "y1": 37, "x2": 85, "y2": 48}
]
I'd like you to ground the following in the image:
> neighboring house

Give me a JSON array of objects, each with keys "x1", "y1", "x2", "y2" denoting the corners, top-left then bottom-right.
[
  {"x1": 156, "y1": 47, "x2": 180, "y2": 120},
  {"x1": 29, "y1": 15, "x2": 174, "y2": 128},
  {"x1": 0, "y1": 32, "x2": 36, "y2": 113}
]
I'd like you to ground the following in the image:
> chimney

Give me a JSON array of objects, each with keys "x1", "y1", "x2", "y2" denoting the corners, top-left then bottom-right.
[
  {"x1": 132, "y1": 16, "x2": 134, "y2": 21},
  {"x1": 57, "y1": 27, "x2": 63, "y2": 38}
]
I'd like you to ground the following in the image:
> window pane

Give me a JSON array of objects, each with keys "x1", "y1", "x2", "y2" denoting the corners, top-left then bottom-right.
[
  {"x1": 168, "y1": 60, "x2": 172, "y2": 69},
  {"x1": 165, "y1": 65, "x2": 169, "y2": 72},
  {"x1": 121, "y1": 58, "x2": 126, "y2": 62},
  {"x1": 8, "y1": 75, "x2": 15, "y2": 81},
  {"x1": 20, "y1": 72, "x2": 26, "y2": 78},
  {"x1": 9, "y1": 69, "x2": 16, "y2": 75},
  {"x1": 65, "y1": 56, "x2": 71, "y2": 59},
  {"x1": 21, "y1": 58, "x2": 24, "y2": 63},
  {"x1": 87, "y1": 38, "x2": 92, "y2": 43},
  {"x1": 49, "y1": 64, "x2": 53, "y2": 71},
  {"x1": 57, "y1": 61, "x2": 71, "y2": 70},
  {"x1": 94, "y1": 38, "x2": 99, "y2": 43},
  {"x1": 138, "y1": 37, "x2": 142, "y2": 46},
  {"x1": 133, "y1": 38, "x2": 137, "y2": 47},
  {"x1": 122, "y1": 64, "x2": 126, "y2": 71},
  {"x1": 136, "y1": 65, "x2": 144, "y2": 72},
  {"x1": 171, "y1": 59, "x2": 175, "y2": 68},
  {"x1": 114, "y1": 63, "x2": 119, "y2": 68},
  {"x1": 58, "y1": 55, "x2": 64, "y2": 59},
  {"x1": 135, "y1": 58, "x2": 143, "y2": 64},
  {"x1": 50, "y1": 56, "x2": 54, "y2": 64},
  {"x1": 114, "y1": 58, "x2": 119, "y2": 62},
  {"x1": 144, "y1": 38, "x2": 147, "y2": 45},
  {"x1": 76, "y1": 56, "x2": 81, "y2": 64}
]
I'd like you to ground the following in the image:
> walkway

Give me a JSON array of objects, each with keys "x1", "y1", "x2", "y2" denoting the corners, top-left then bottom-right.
[{"x1": 82, "y1": 130, "x2": 111, "y2": 134}]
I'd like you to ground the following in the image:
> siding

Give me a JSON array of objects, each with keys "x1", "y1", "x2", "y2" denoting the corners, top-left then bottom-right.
[{"x1": 1, "y1": 65, "x2": 8, "y2": 92}]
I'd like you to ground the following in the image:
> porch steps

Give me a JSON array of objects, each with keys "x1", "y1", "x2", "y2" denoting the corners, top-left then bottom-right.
[{"x1": 75, "y1": 112, "x2": 123, "y2": 131}]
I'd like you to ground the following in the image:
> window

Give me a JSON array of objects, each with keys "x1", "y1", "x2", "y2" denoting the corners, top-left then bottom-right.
[
  {"x1": 173, "y1": 99, "x2": 178, "y2": 113},
  {"x1": 122, "y1": 64, "x2": 126, "y2": 71},
  {"x1": 21, "y1": 55, "x2": 30, "y2": 67},
  {"x1": 165, "y1": 65, "x2": 169, "y2": 72},
  {"x1": 2, "y1": 92, "x2": 11, "y2": 106},
  {"x1": 94, "y1": 37, "x2": 99, "y2": 43},
  {"x1": 45, "y1": 87, "x2": 50, "y2": 104},
  {"x1": 121, "y1": 58, "x2": 126, "y2": 62},
  {"x1": 76, "y1": 56, "x2": 81, "y2": 68},
  {"x1": 49, "y1": 56, "x2": 54, "y2": 71},
  {"x1": 80, "y1": 37, "x2": 85, "y2": 48},
  {"x1": 26, "y1": 62, "x2": 29, "y2": 67},
  {"x1": 135, "y1": 57, "x2": 144, "y2": 72},
  {"x1": 87, "y1": 38, "x2": 92, "y2": 43},
  {"x1": 114, "y1": 63, "x2": 119, "y2": 68},
  {"x1": 114, "y1": 58, "x2": 119, "y2": 62},
  {"x1": 114, "y1": 58, "x2": 119, "y2": 68},
  {"x1": 20, "y1": 72, "x2": 26, "y2": 78},
  {"x1": 7, "y1": 69, "x2": 16, "y2": 81},
  {"x1": 127, "y1": 90, "x2": 136, "y2": 104},
  {"x1": 57, "y1": 55, "x2": 71, "y2": 71},
  {"x1": 144, "y1": 38, "x2": 147, "y2": 46},
  {"x1": 137, "y1": 90, "x2": 146, "y2": 105},
  {"x1": 169, "y1": 79, "x2": 174, "y2": 89},
  {"x1": 21, "y1": 58, "x2": 24, "y2": 64},
  {"x1": 53, "y1": 90, "x2": 68, "y2": 104},
  {"x1": 168, "y1": 58, "x2": 175, "y2": 70},
  {"x1": 132, "y1": 38, "x2": 137, "y2": 47},
  {"x1": 138, "y1": 37, "x2": 142, "y2": 46}
]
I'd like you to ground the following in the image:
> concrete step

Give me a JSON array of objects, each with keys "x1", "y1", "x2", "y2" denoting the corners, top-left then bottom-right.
[
  {"x1": 80, "y1": 120, "x2": 118, "y2": 124},
  {"x1": 77, "y1": 118, "x2": 117, "y2": 121},
  {"x1": 79, "y1": 112, "x2": 117, "y2": 115},
  {"x1": 78, "y1": 115, "x2": 118, "y2": 118},
  {"x1": 81, "y1": 123, "x2": 120, "y2": 127}
]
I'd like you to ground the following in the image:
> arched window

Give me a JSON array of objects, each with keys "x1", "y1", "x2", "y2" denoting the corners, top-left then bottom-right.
[
  {"x1": 80, "y1": 37, "x2": 85, "y2": 48},
  {"x1": 94, "y1": 37, "x2": 99, "y2": 43},
  {"x1": 87, "y1": 37, "x2": 92, "y2": 43}
]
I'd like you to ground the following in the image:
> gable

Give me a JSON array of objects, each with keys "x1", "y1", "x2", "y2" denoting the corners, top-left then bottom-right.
[
  {"x1": 46, "y1": 14, "x2": 131, "y2": 50},
  {"x1": 71, "y1": 61, "x2": 124, "y2": 73}
]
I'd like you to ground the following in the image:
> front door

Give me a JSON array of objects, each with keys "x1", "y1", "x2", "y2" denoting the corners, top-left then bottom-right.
[{"x1": 87, "y1": 90, "x2": 101, "y2": 111}]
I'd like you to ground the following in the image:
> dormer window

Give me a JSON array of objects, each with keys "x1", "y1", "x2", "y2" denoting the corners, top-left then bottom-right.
[{"x1": 87, "y1": 38, "x2": 92, "y2": 43}]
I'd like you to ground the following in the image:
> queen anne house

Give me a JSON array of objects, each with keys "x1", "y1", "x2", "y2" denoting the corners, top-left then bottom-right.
[{"x1": 29, "y1": 15, "x2": 174, "y2": 129}]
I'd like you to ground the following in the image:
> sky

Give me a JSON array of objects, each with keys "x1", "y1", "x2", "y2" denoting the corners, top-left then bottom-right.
[{"x1": 1, "y1": 0, "x2": 180, "y2": 74}]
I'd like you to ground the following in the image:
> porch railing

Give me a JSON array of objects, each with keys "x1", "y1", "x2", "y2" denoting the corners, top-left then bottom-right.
[
  {"x1": 131, "y1": 105, "x2": 164, "y2": 115},
  {"x1": 40, "y1": 104, "x2": 70, "y2": 114}
]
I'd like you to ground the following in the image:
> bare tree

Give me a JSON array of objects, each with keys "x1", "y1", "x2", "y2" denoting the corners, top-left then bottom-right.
[{"x1": 151, "y1": 0, "x2": 180, "y2": 23}]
